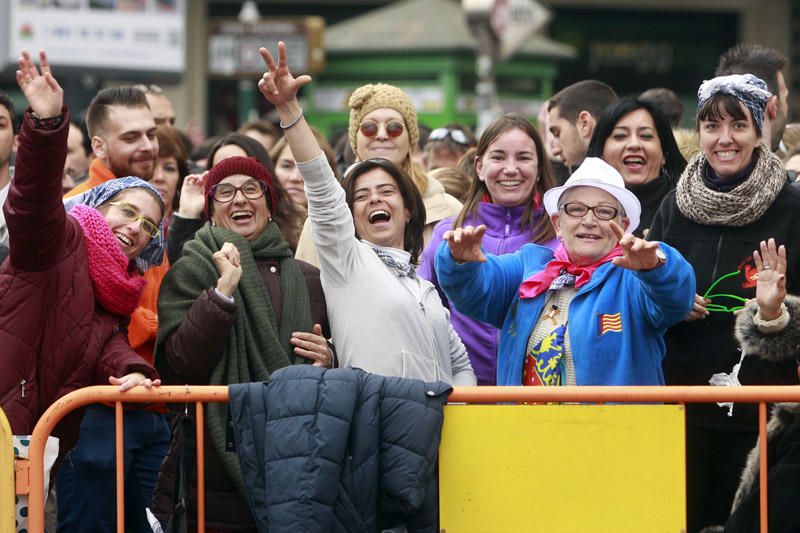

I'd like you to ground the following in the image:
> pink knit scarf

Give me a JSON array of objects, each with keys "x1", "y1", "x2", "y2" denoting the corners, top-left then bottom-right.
[
  {"x1": 519, "y1": 242, "x2": 622, "y2": 299},
  {"x1": 70, "y1": 204, "x2": 146, "y2": 316}
]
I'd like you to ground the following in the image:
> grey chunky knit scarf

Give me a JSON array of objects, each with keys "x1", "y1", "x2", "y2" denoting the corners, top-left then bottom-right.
[{"x1": 675, "y1": 144, "x2": 785, "y2": 227}]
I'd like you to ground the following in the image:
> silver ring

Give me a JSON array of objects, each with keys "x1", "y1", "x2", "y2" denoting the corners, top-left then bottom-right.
[{"x1": 763, "y1": 265, "x2": 771, "y2": 270}]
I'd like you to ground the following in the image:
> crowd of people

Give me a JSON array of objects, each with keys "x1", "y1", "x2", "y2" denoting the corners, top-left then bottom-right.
[{"x1": 1, "y1": 38, "x2": 800, "y2": 532}]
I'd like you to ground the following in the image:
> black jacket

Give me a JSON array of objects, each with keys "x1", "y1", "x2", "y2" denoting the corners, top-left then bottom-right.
[
  {"x1": 229, "y1": 366, "x2": 452, "y2": 533},
  {"x1": 648, "y1": 185, "x2": 800, "y2": 430}
]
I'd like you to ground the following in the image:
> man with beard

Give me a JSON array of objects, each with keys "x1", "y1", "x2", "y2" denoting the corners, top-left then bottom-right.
[{"x1": 64, "y1": 85, "x2": 158, "y2": 198}]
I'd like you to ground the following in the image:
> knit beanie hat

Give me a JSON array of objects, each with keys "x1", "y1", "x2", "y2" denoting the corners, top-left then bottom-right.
[
  {"x1": 204, "y1": 156, "x2": 277, "y2": 218},
  {"x1": 348, "y1": 83, "x2": 419, "y2": 156}
]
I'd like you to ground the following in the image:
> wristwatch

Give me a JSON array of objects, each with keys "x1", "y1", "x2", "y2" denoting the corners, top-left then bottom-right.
[{"x1": 652, "y1": 247, "x2": 667, "y2": 269}]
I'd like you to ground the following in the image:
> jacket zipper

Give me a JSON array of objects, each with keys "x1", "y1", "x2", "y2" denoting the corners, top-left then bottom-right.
[
  {"x1": 709, "y1": 231, "x2": 725, "y2": 287},
  {"x1": 419, "y1": 286, "x2": 443, "y2": 379},
  {"x1": 504, "y1": 208, "x2": 512, "y2": 238}
]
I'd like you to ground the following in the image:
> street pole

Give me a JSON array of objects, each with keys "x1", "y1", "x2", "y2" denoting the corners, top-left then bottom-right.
[
  {"x1": 474, "y1": 22, "x2": 502, "y2": 136},
  {"x1": 238, "y1": 1, "x2": 260, "y2": 126}
]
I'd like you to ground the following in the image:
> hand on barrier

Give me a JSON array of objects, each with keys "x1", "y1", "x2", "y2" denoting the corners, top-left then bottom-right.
[{"x1": 109, "y1": 373, "x2": 161, "y2": 392}]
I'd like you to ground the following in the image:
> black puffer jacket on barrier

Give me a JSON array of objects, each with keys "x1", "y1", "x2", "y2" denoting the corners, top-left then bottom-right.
[{"x1": 229, "y1": 365, "x2": 452, "y2": 533}]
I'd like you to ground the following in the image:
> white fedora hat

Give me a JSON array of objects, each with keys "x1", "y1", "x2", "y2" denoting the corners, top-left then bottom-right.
[{"x1": 542, "y1": 157, "x2": 641, "y2": 233}]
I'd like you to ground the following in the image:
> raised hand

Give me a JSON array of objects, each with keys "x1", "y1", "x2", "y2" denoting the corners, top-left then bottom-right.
[
  {"x1": 291, "y1": 323, "x2": 333, "y2": 368},
  {"x1": 213, "y1": 241, "x2": 243, "y2": 297},
  {"x1": 257, "y1": 41, "x2": 312, "y2": 108},
  {"x1": 609, "y1": 220, "x2": 662, "y2": 271},
  {"x1": 753, "y1": 238, "x2": 787, "y2": 320},
  {"x1": 16, "y1": 50, "x2": 62, "y2": 118},
  {"x1": 443, "y1": 225, "x2": 488, "y2": 264},
  {"x1": 177, "y1": 171, "x2": 208, "y2": 219}
]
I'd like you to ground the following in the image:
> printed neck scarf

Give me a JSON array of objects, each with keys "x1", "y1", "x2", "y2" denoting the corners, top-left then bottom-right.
[
  {"x1": 372, "y1": 247, "x2": 416, "y2": 278},
  {"x1": 519, "y1": 242, "x2": 622, "y2": 299}
]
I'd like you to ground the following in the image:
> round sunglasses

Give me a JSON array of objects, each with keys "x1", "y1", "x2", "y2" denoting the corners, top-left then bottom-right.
[{"x1": 359, "y1": 120, "x2": 405, "y2": 138}]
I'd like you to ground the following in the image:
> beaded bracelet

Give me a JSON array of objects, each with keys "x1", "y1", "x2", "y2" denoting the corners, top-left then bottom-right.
[
  {"x1": 30, "y1": 111, "x2": 63, "y2": 130},
  {"x1": 279, "y1": 108, "x2": 304, "y2": 129}
]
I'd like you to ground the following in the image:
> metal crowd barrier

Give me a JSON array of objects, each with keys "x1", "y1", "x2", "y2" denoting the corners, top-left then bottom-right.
[{"x1": 14, "y1": 385, "x2": 800, "y2": 532}]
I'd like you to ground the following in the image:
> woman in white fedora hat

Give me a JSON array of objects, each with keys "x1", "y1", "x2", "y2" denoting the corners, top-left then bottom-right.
[{"x1": 436, "y1": 156, "x2": 696, "y2": 386}]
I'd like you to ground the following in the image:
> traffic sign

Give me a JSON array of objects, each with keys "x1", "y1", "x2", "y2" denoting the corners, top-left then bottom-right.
[{"x1": 490, "y1": 0, "x2": 550, "y2": 60}]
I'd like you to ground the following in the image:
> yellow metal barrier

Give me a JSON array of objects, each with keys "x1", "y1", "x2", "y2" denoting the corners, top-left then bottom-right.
[
  {"x1": 16, "y1": 385, "x2": 800, "y2": 532},
  {"x1": 0, "y1": 408, "x2": 14, "y2": 533}
]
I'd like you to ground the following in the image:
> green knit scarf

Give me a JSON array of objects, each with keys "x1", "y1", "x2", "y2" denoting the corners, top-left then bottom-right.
[{"x1": 155, "y1": 222, "x2": 312, "y2": 499}]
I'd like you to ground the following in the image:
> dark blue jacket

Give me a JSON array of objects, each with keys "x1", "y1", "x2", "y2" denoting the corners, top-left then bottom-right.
[{"x1": 229, "y1": 366, "x2": 452, "y2": 533}]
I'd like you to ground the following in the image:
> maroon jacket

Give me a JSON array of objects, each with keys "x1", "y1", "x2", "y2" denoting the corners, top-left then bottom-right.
[{"x1": 0, "y1": 109, "x2": 156, "y2": 449}]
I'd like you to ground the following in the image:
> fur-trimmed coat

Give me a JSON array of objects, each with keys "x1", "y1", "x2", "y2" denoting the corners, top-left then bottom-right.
[{"x1": 713, "y1": 295, "x2": 800, "y2": 532}]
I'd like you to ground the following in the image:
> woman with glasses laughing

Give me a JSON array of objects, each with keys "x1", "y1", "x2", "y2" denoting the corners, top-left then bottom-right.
[
  {"x1": 436, "y1": 156, "x2": 695, "y2": 387},
  {"x1": 152, "y1": 154, "x2": 331, "y2": 530}
]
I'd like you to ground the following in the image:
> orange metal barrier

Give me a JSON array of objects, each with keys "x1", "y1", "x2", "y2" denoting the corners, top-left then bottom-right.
[{"x1": 17, "y1": 385, "x2": 800, "y2": 533}]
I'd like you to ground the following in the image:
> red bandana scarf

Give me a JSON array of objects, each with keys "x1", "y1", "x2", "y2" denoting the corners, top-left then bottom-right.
[{"x1": 519, "y1": 242, "x2": 622, "y2": 299}]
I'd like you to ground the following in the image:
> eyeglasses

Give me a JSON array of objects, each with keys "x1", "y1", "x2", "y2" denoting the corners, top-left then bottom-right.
[
  {"x1": 210, "y1": 180, "x2": 267, "y2": 203},
  {"x1": 428, "y1": 127, "x2": 471, "y2": 146},
  {"x1": 560, "y1": 202, "x2": 619, "y2": 220},
  {"x1": 132, "y1": 83, "x2": 163, "y2": 95},
  {"x1": 359, "y1": 120, "x2": 405, "y2": 138},
  {"x1": 106, "y1": 201, "x2": 160, "y2": 238}
]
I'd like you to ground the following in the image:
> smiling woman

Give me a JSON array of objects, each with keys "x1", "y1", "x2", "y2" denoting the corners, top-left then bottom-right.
[
  {"x1": 647, "y1": 73, "x2": 800, "y2": 532},
  {"x1": 417, "y1": 113, "x2": 558, "y2": 385},
  {"x1": 152, "y1": 151, "x2": 331, "y2": 530},
  {"x1": 587, "y1": 98, "x2": 686, "y2": 237},
  {"x1": 0, "y1": 51, "x2": 164, "y2": 532},
  {"x1": 294, "y1": 82, "x2": 463, "y2": 268}
]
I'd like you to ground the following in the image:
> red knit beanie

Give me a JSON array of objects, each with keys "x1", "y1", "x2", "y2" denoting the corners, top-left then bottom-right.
[{"x1": 204, "y1": 156, "x2": 278, "y2": 218}]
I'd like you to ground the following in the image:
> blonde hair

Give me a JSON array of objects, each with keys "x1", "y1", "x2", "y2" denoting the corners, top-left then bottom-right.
[
  {"x1": 428, "y1": 166, "x2": 472, "y2": 203},
  {"x1": 673, "y1": 128, "x2": 702, "y2": 162},
  {"x1": 778, "y1": 123, "x2": 800, "y2": 162}
]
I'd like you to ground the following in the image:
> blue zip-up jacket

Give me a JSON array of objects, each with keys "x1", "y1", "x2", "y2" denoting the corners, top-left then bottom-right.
[
  {"x1": 418, "y1": 204, "x2": 557, "y2": 385},
  {"x1": 434, "y1": 241, "x2": 695, "y2": 385}
]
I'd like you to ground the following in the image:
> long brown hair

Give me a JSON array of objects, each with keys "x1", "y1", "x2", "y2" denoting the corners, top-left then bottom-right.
[
  {"x1": 342, "y1": 158, "x2": 426, "y2": 263},
  {"x1": 454, "y1": 113, "x2": 556, "y2": 244}
]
